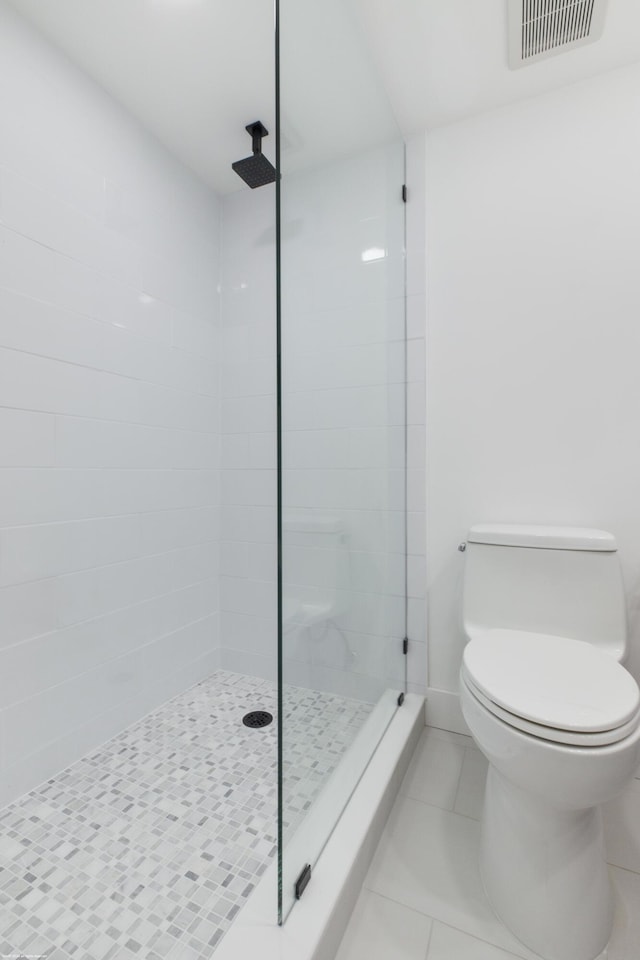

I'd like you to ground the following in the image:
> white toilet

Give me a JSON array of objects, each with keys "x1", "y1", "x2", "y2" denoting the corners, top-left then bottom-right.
[{"x1": 459, "y1": 523, "x2": 640, "y2": 960}]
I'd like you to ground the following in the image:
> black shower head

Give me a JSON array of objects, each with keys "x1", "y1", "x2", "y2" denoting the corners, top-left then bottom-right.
[{"x1": 232, "y1": 121, "x2": 276, "y2": 189}]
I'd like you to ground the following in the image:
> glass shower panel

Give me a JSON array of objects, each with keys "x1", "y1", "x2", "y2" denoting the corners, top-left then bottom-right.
[{"x1": 277, "y1": 0, "x2": 407, "y2": 921}]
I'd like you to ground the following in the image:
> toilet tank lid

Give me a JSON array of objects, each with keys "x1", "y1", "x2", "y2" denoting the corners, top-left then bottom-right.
[{"x1": 467, "y1": 524, "x2": 617, "y2": 552}]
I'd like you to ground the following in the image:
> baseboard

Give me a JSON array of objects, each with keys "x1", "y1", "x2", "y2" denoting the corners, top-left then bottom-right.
[{"x1": 426, "y1": 686, "x2": 471, "y2": 736}]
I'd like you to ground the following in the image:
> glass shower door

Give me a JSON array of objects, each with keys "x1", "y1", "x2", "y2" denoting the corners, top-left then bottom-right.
[{"x1": 276, "y1": 0, "x2": 408, "y2": 922}]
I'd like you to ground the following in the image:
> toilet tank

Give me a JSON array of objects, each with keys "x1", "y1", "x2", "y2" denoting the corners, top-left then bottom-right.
[{"x1": 462, "y1": 524, "x2": 628, "y2": 661}]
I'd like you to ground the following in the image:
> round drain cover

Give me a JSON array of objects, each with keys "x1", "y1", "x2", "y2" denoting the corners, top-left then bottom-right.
[{"x1": 242, "y1": 710, "x2": 273, "y2": 729}]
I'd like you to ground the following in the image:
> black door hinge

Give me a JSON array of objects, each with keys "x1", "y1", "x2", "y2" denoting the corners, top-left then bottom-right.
[
  {"x1": 397, "y1": 692, "x2": 405, "y2": 707},
  {"x1": 295, "y1": 863, "x2": 311, "y2": 900},
  {"x1": 402, "y1": 637, "x2": 409, "y2": 655},
  {"x1": 402, "y1": 184, "x2": 408, "y2": 203}
]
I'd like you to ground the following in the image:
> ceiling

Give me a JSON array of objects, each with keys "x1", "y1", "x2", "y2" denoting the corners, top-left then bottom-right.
[
  {"x1": 354, "y1": 0, "x2": 640, "y2": 134},
  {"x1": 7, "y1": 0, "x2": 640, "y2": 195}
]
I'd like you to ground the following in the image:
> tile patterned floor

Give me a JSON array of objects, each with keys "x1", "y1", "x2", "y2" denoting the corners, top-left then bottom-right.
[
  {"x1": 335, "y1": 726, "x2": 640, "y2": 960},
  {"x1": 0, "y1": 670, "x2": 372, "y2": 960}
]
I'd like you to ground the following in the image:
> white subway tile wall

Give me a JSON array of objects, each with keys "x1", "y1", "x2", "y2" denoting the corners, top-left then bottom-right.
[
  {"x1": 0, "y1": 5, "x2": 428, "y2": 809},
  {"x1": 0, "y1": 4, "x2": 221, "y2": 804},
  {"x1": 218, "y1": 185, "x2": 277, "y2": 681},
  {"x1": 219, "y1": 138, "x2": 427, "y2": 697}
]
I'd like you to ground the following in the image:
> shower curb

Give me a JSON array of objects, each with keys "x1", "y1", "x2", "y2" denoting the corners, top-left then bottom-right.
[{"x1": 215, "y1": 692, "x2": 425, "y2": 960}]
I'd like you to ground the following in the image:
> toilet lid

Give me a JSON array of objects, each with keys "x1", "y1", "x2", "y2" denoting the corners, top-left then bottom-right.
[
  {"x1": 461, "y1": 671, "x2": 640, "y2": 745},
  {"x1": 463, "y1": 630, "x2": 640, "y2": 733}
]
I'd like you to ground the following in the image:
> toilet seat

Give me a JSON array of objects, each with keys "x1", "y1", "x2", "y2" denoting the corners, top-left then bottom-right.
[
  {"x1": 461, "y1": 670, "x2": 640, "y2": 746},
  {"x1": 462, "y1": 629, "x2": 640, "y2": 747}
]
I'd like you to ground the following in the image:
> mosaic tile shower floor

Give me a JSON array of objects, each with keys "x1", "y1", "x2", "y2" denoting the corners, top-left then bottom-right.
[{"x1": 0, "y1": 670, "x2": 373, "y2": 960}]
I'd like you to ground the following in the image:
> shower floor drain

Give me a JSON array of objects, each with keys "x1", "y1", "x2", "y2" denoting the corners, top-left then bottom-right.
[{"x1": 242, "y1": 710, "x2": 273, "y2": 729}]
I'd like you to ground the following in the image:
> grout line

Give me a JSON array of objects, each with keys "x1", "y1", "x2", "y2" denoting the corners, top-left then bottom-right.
[
  {"x1": 0, "y1": 401, "x2": 220, "y2": 435},
  {"x1": 432, "y1": 918, "x2": 530, "y2": 960},
  {"x1": 423, "y1": 916, "x2": 435, "y2": 960},
  {"x1": 451, "y1": 744, "x2": 472, "y2": 816},
  {"x1": 0, "y1": 613, "x2": 218, "y2": 713},
  {"x1": 451, "y1": 752, "x2": 465, "y2": 815},
  {"x1": 359, "y1": 888, "x2": 531, "y2": 960},
  {"x1": 607, "y1": 860, "x2": 640, "y2": 877}
]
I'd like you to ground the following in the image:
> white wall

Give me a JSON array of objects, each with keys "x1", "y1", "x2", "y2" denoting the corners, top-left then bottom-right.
[
  {"x1": 425, "y1": 61, "x2": 640, "y2": 728},
  {"x1": 0, "y1": 1, "x2": 221, "y2": 803},
  {"x1": 219, "y1": 139, "x2": 427, "y2": 699},
  {"x1": 219, "y1": 184, "x2": 278, "y2": 679}
]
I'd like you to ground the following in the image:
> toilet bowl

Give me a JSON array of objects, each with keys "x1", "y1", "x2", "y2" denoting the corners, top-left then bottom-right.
[{"x1": 459, "y1": 524, "x2": 640, "y2": 960}]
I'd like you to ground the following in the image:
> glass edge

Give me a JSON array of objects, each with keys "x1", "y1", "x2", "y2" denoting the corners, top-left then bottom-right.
[
  {"x1": 275, "y1": 0, "x2": 284, "y2": 928},
  {"x1": 403, "y1": 140, "x2": 409, "y2": 696}
]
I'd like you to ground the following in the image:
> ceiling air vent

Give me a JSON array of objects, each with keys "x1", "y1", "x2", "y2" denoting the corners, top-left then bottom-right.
[{"x1": 508, "y1": 0, "x2": 609, "y2": 69}]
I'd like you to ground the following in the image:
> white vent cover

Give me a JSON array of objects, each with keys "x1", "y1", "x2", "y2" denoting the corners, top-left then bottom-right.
[{"x1": 508, "y1": 0, "x2": 609, "y2": 69}]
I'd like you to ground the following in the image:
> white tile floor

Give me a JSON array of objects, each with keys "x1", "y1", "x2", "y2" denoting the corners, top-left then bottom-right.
[{"x1": 335, "y1": 726, "x2": 640, "y2": 960}]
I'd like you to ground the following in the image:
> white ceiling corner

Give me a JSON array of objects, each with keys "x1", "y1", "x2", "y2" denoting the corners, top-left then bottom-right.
[{"x1": 7, "y1": 0, "x2": 640, "y2": 195}]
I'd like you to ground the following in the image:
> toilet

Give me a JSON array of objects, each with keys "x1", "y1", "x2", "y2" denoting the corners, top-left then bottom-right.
[{"x1": 459, "y1": 523, "x2": 640, "y2": 960}]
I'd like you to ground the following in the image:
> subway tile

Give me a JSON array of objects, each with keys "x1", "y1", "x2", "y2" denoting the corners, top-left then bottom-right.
[
  {"x1": 407, "y1": 639, "x2": 428, "y2": 690},
  {"x1": 0, "y1": 408, "x2": 55, "y2": 466},
  {"x1": 220, "y1": 576, "x2": 275, "y2": 619},
  {"x1": 0, "y1": 8, "x2": 224, "y2": 794},
  {"x1": 408, "y1": 555, "x2": 427, "y2": 599},
  {"x1": 220, "y1": 611, "x2": 276, "y2": 658},
  {"x1": 407, "y1": 337, "x2": 426, "y2": 383},
  {"x1": 172, "y1": 312, "x2": 219, "y2": 358},
  {"x1": 408, "y1": 512, "x2": 427, "y2": 556},
  {"x1": 406, "y1": 294, "x2": 426, "y2": 341},
  {"x1": 406, "y1": 246, "x2": 427, "y2": 298},
  {"x1": 221, "y1": 434, "x2": 251, "y2": 469},
  {"x1": 139, "y1": 507, "x2": 217, "y2": 556},
  {"x1": 407, "y1": 424, "x2": 426, "y2": 469},
  {"x1": 170, "y1": 541, "x2": 219, "y2": 589},
  {"x1": 408, "y1": 598, "x2": 427, "y2": 644},
  {"x1": 221, "y1": 358, "x2": 273, "y2": 398},
  {"x1": 55, "y1": 417, "x2": 218, "y2": 470},
  {"x1": 283, "y1": 429, "x2": 350, "y2": 470},
  {"x1": 0, "y1": 224, "x2": 100, "y2": 318},
  {"x1": 0, "y1": 581, "x2": 217, "y2": 711},
  {"x1": 249, "y1": 432, "x2": 276, "y2": 469},
  {"x1": 1, "y1": 168, "x2": 139, "y2": 286},
  {"x1": 407, "y1": 469, "x2": 427, "y2": 513},
  {"x1": 142, "y1": 614, "x2": 218, "y2": 679},
  {"x1": 0, "y1": 515, "x2": 142, "y2": 586},
  {"x1": 2, "y1": 649, "x2": 145, "y2": 767},
  {"x1": 221, "y1": 468, "x2": 276, "y2": 507},
  {"x1": 247, "y1": 542, "x2": 276, "y2": 582},
  {"x1": 0, "y1": 579, "x2": 59, "y2": 648},
  {"x1": 0, "y1": 344, "x2": 105, "y2": 418},
  {"x1": 221, "y1": 395, "x2": 276, "y2": 434},
  {"x1": 337, "y1": 592, "x2": 405, "y2": 639},
  {"x1": 407, "y1": 381, "x2": 426, "y2": 426},
  {"x1": 56, "y1": 553, "x2": 175, "y2": 627},
  {"x1": 220, "y1": 541, "x2": 249, "y2": 578}
]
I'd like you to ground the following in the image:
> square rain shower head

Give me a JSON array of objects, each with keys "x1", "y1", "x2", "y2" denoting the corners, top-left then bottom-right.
[
  {"x1": 232, "y1": 120, "x2": 277, "y2": 188},
  {"x1": 232, "y1": 152, "x2": 277, "y2": 188}
]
